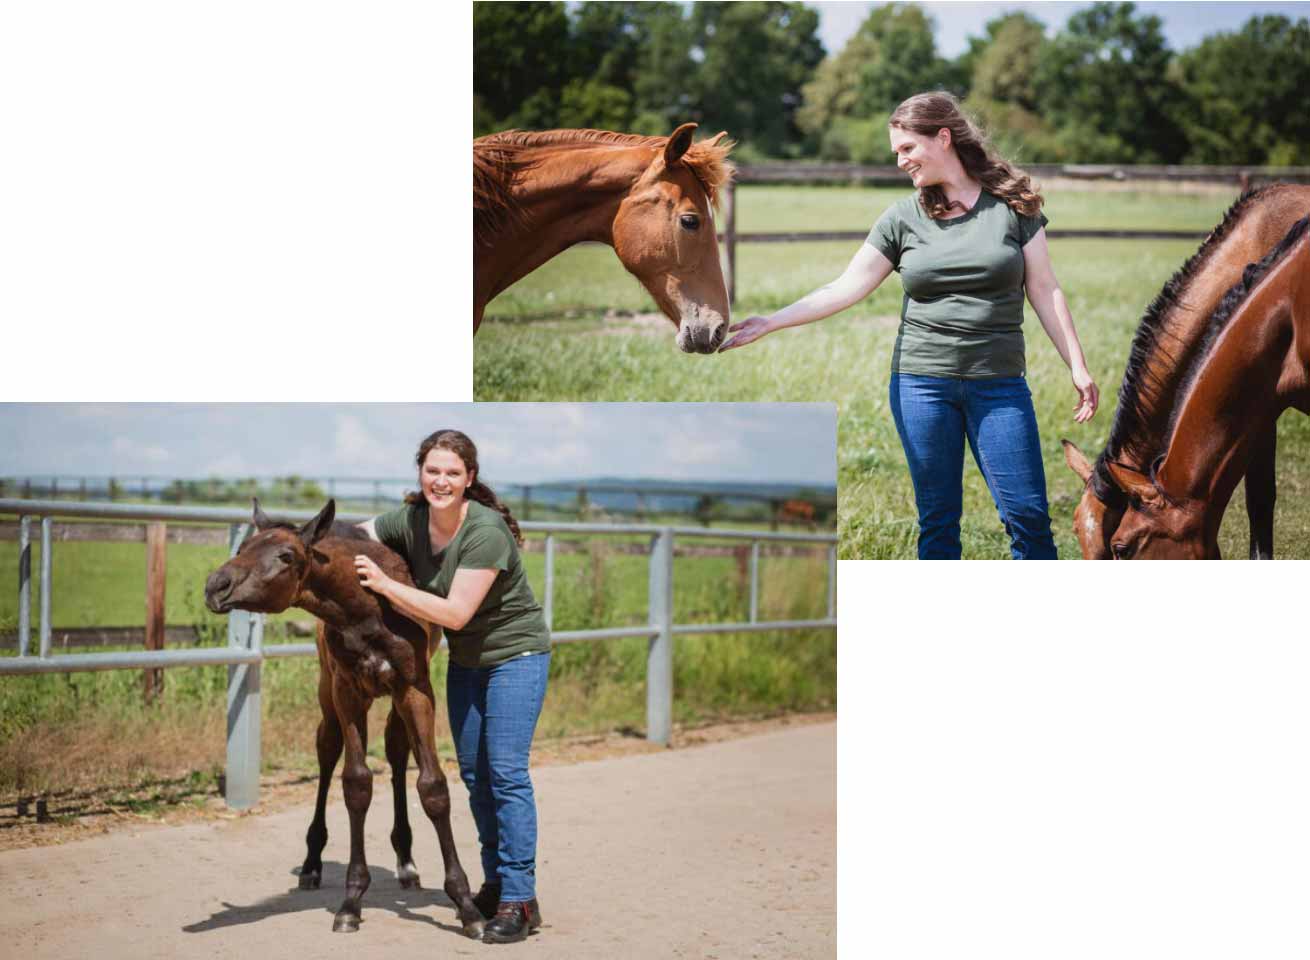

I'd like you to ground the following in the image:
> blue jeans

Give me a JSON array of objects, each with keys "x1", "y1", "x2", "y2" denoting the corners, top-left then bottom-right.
[
  {"x1": 446, "y1": 651, "x2": 551, "y2": 902},
  {"x1": 888, "y1": 373, "x2": 1057, "y2": 560}
]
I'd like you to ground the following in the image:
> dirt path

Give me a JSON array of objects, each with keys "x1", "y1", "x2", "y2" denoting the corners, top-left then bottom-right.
[{"x1": 0, "y1": 720, "x2": 835, "y2": 959}]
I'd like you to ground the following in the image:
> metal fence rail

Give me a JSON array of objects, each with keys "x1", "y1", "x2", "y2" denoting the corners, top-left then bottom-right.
[{"x1": 1, "y1": 499, "x2": 836, "y2": 809}]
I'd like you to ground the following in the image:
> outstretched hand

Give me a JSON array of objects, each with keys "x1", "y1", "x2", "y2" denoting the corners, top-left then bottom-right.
[
  {"x1": 353, "y1": 554, "x2": 390, "y2": 593},
  {"x1": 718, "y1": 315, "x2": 774, "y2": 352},
  {"x1": 1072, "y1": 367, "x2": 1099, "y2": 423}
]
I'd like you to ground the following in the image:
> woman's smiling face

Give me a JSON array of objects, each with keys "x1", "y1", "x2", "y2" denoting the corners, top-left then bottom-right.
[
  {"x1": 420, "y1": 447, "x2": 473, "y2": 510},
  {"x1": 889, "y1": 125, "x2": 951, "y2": 188}
]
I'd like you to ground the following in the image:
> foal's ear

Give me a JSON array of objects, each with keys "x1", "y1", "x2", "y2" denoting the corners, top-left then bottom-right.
[
  {"x1": 664, "y1": 123, "x2": 698, "y2": 167},
  {"x1": 298, "y1": 499, "x2": 336, "y2": 547},
  {"x1": 1105, "y1": 463, "x2": 1157, "y2": 503},
  {"x1": 252, "y1": 497, "x2": 273, "y2": 530},
  {"x1": 1061, "y1": 439, "x2": 1093, "y2": 484}
]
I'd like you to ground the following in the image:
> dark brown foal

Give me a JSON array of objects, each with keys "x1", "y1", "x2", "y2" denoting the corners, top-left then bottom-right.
[{"x1": 204, "y1": 499, "x2": 484, "y2": 937}]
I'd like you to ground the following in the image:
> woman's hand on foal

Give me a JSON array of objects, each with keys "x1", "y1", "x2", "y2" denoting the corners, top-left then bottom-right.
[
  {"x1": 718, "y1": 315, "x2": 774, "y2": 352},
  {"x1": 353, "y1": 554, "x2": 390, "y2": 593},
  {"x1": 1071, "y1": 366, "x2": 1099, "y2": 423}
]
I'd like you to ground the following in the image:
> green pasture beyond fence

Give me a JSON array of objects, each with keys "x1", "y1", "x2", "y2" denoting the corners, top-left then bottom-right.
[{"x1": 474, "y1": 182, "x2": 1310, "y2": 559}]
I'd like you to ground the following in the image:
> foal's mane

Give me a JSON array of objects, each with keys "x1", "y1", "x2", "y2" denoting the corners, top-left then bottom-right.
[
  {"x1": 473, "y1": 128, "x2": 734, "y2": 247},
  {"x1": 1089, "y1": 185, "x2": 1286, "y2": 503}
]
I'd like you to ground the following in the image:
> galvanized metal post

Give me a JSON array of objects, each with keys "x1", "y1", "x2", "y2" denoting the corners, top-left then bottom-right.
[
  {"x1": 543, "y1": 533, "x2": 555, "y2": 631},
  {"x1": 39, "y1": 517, "x2": 52, "y2": 658},
  {"x1": 826, "y1": 544, "x2": 837, "y2": 618},
  {"x1": 749, "y1": 540, "x2": 760, "y2": 623},
  {"x1": 646, "y1": 529, "x2": 674, "y2": 745},
  {"x1": 17, "y1": 516, "x2": 30, "y2": 657},
  {"x1": 225, "y1": 523, "x2": 262, "y2": 809}
]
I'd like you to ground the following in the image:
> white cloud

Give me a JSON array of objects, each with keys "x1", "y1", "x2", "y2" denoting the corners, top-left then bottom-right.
[{"x1": 332, "y1": 414, "x2": 389, "y2": 470}]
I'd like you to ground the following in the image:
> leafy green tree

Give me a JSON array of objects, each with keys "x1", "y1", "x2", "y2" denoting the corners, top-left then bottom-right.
[
  {"x1": 971, "y1": 12, "x2": 1046, "y2": 111},
  {"x1": 686, "y1": 2, "x2": 824, "y2": 157},
  {"x1": 557, "y1": 78, "x2": 634, "y2": 131},
  {"x1": 1033, "y1": 2, "x2": 1185, "y2": 162},
  {"x1": 473, "y1": 2, "x2": 570, "y2": 128},
  {"x1": 1171, "y1": 14, "x2": 1310, "y2": 164}
]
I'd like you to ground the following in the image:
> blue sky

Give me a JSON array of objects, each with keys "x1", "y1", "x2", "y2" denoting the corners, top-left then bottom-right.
[
  {"x1": 0, "y1": 403, "x2": 837, "y2": 488},
  {"x1": 809, "y1": 2, "x2": 1308, "y2": 58}
]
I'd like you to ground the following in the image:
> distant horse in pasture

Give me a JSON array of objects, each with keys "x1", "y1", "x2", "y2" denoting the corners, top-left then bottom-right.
[
  {"x1": 204, "y1": 500, "x2": 484, "y2": 937},
  {"x1": 1101, "y1": 215, "x2": 1310, "y2": 558},
  {"x1": 777, "y1": 499, "x2": 817, "y2": 529},
  {"x1": 474, "y1": 124, "x2": 734, "y2": 353},
  {"x1": 1062, "y1": 183, "x2": 1310, "y2": 558}
]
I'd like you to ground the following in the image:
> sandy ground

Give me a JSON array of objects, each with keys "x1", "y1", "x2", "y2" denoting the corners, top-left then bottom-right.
[{"x1": 0, "y1": 719, "x2": 835, "y2": 959}]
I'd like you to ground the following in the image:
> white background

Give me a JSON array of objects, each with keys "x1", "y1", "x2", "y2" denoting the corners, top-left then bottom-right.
[{"x1": 4, "y1": 5, "x2": 1309, "y2": 958}]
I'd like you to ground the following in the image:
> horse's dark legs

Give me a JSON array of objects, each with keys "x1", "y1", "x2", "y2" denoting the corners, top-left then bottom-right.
[
  {"x1": 299, "y1": 708, "x2": 343, "y2": 889},
  {"x1": 1245, "y1": 425, "x2": 1277, "y2": 560},
  {"x1": 332, "y1": 679, "x2": 373, "y2": 933},
  {"x1": 397, "y1": 682, "x2": 485, "y2": 939},
  {"x1": 385, "y1": 705, "x2": 420, "y2": 889}
]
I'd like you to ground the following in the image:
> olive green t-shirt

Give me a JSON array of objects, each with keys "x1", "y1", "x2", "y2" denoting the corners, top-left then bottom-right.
[
  {"x1": 866, "y1": 190, "x2": 1048, "y2": 378},
  {"x1": 373, "y1": 500, "x2": 550, "y2": 668}
]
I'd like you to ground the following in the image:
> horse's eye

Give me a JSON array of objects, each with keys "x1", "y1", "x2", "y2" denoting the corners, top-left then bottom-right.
[
  {"x1": 278, "y1": 551, "x2": 296, "y2": 564},
  {"x1": 679, "y1": 213, "x2": 700, "y2": 230}
]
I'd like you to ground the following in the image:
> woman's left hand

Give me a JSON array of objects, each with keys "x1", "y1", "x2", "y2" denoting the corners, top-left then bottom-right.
[
  {"x1": 1071, "y1": 365, "x2": 1099, "y2": 423},
  {"x1": 354, "y1": 554, "x2": 391, "y2": 593}
]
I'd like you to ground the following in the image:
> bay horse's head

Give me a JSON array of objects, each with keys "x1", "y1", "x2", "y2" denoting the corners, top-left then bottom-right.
[
  {"x1": 614, "y1": 123, "x2": 733, "y2": 354},
  {"x1": 1062, "y1": 440, "x2": 1120, "y2": 559},
  {"x1": 204, "y1": 499, "x2": 336, "y2": 613},
  {"x1": 1101, "y1": 461, "x2": 1214, "y2": 560}
]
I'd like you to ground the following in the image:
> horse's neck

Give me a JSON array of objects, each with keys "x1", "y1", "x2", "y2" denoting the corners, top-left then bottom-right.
[
  {"x1": 297, "y1": 555, "x2": 370, "y2": 630},
  {"x1": 1117, "y1": 192, "x2": 1310, "y2": 465},
  {"x1": 1160, "y1": 243, "x2": 1309, "y2": 505},
  {"x1": 477, "y1": 144, "x2": 653, "y2": 303}
]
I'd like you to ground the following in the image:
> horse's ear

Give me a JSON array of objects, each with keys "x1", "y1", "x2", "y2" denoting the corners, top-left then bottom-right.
[
  {"x1": 1061, "y1": 439, "x2": 1093, "y2": 484},
  {"x1": 1105, "y1": 462, "x2": 1157, "y2": 502},
  {"x1": 704, "y1": 130, "x2": 731, "y2": 150},
  {"x1": 299, "y1": 499, "x2": 336, "y2": 547},
  {"x1": 252, "y1": 497, "x2": 273, "y2": 530},
  {"x1": 664, "y1": 123, "x2": 698, "y2": 167}
]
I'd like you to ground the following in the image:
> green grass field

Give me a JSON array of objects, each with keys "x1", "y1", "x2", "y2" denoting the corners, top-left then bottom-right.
[{"x1": 473, "y1": 184, "x2": 1310, "y2": 559}]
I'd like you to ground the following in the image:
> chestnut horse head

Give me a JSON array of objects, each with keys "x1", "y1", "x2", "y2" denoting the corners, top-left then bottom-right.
[
  {"x1": 204, "y1": 499, "x2": 338, "y2": 614},
  {"x1": 1062, "y1": 183, "x2": 1310, "y2": 558},
  {"x1": 474, "y1": 124, "x2": 735, "y2": 353},
  {"x1": 1101, "y1": 214, "x2": 1310, "y2": 559}
]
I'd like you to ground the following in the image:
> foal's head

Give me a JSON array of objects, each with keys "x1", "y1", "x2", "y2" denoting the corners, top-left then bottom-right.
[
  {"x1": 204, "y1": 499, "x2": 336, "y2": 613},
  {"x1": 1102, "y1": 462, "x2": 1213, "y2": 560},
  {"x1": 613, "y1": 123, "x2": 733, "y2": 354}
]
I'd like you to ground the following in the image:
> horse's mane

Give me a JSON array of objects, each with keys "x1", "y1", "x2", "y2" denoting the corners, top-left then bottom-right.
[
  {"x1": 1089, "y1": 184, "x2": 1283, "y2": 503},
  {"x1": 473, "y1": 128, "x2": 735, "y2": 247}
]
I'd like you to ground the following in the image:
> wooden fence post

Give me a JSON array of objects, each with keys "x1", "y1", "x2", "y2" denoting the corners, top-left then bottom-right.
[
  {"x1": 724, "y1": 179, "x2": 737, "y2": 307},
  {"x1": 144, "y1": 522, "x2": 166, "y2": 703}
]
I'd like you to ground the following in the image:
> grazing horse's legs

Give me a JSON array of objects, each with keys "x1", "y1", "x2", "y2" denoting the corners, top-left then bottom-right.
[
  {"x1": 332, "y1": 677, "x2": 373, "y2": 933},
  {"x1": 1245, "y1": 425, "x2": 1277, "y2": 560},
  {"x1": 385, "y1": 706, "x2": 420, "y2": 888},
  {"x1": 397, "y1": 681, "x2": 485, "y2": 939},
  {"x1": 300, "y1": 662, "x2": 342, "y2": 890}
]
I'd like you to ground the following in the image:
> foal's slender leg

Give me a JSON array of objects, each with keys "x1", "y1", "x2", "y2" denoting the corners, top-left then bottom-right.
[
  {"x1": 396, "y1": 682, "x2": 485, "y2": 939},
  {"x1": 1245, "y1": 425, "x2": 1277, "y2": 560},
  {"x1": 300, "y1": 657, "x2": 342, "y2": 890},
  {"x1": 385, "y1": 705, "x2": 421, "y2": 888},
  {"x1": 331, "y1": 677, "x2": 373, "y2": 933}
]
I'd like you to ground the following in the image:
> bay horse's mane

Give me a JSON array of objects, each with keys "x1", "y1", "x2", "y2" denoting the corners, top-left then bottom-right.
[
  {"x1": 473, "y1": 128, "x2": 735, "y2": 248},
  {"x1": 1089, "y1": 184, "x2": 1292, "y2": 505}
]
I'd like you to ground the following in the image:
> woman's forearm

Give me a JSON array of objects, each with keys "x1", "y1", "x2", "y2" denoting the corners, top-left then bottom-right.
[
  {"x1": 768, "y1": 276, "x2": 866, "y2": 332},
  {"x1": 1029, "y1": 283, "x2": 1088, "y2": 371},
  {"x1": 377, "y1": 577, "x2": 470, "y2": 630}
]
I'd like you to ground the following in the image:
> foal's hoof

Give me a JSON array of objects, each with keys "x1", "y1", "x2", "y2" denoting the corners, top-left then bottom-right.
[
  {"x1": 332, "y1": 911, "x2": 361, "y2": 933},
  {"x1": 298, "y1": 871, "x2": 321, "y2": 890},
  {"x1": 396, "y1": 862, "x2": 421, "y2": 889}
]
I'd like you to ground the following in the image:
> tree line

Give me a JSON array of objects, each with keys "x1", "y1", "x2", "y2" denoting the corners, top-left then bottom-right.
[{"x1": 474, "y1": 1, "x2": 1310, "y2": 165}]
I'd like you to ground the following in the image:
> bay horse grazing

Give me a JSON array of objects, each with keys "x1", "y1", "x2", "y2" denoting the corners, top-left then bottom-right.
[
  {"x1": 1101, "y1": 214, "x2": 1310, "y2": 558},
  {"x1": 203, "y1": 499, "x2": 484, "y2": 937},
  {"x1": 1062, "y1": 183, "x2": 1310, "y2": 558},
  {"x1": 474, "y1": 124, "x2": 735, "y2": 353}
]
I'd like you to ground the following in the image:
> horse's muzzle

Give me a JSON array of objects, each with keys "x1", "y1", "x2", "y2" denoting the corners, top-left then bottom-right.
[
  {"x1": 676, "y1": 318, "x2": 727, "y2": 354},
  {"x1": 204, "y1": 569, "x2": 238, "y2": 614}
]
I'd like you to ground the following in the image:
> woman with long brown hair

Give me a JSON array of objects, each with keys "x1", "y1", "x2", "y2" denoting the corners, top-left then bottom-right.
[
  {"x1": 722, "y1": 91, "x2": 1098, "y2": 559},
  {"x1": 354, "y1": 429, "x2": 549, "y2": 942}
]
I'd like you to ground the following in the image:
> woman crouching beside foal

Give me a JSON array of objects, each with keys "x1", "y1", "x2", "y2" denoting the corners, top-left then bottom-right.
[
  {"x1": 354, "y1": 429, "x2": 550, "y2": 943},
  {"x1": 723, "y1": 92, "x2": 1099, "y2": 559}
]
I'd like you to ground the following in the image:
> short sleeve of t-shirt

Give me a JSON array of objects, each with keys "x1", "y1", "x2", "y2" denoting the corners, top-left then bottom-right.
[
  {"x1": 372, "y1": 505, "x2": 412, "y2": 556},
  {"x1": 1017, "y1": 210, "x2": 1049, "y2": 247},
  {"x1": 457, "y1": 523, "x2": 513, "y2": 572},
  {"x1": 866, "y1": 204, "x2": 904, "y2": 268}
]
